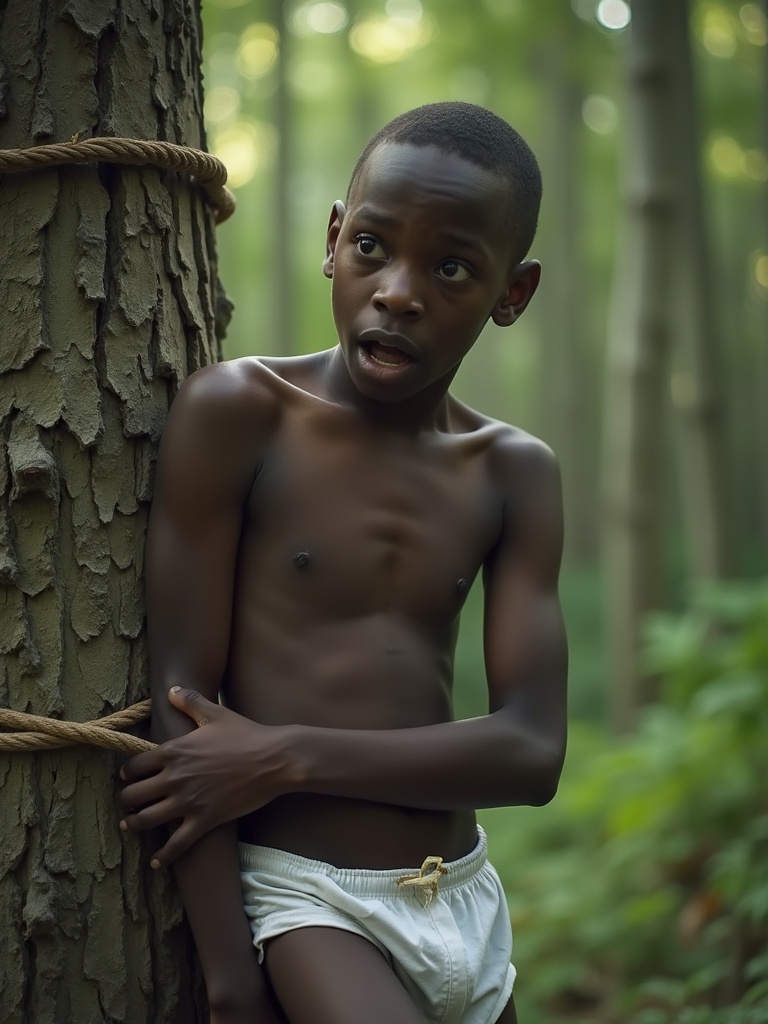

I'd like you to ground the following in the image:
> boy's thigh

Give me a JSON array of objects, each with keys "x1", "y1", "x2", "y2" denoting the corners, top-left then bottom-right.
[{"x1": 264, "y1": 926, "x2": 428, "y2": 1024}]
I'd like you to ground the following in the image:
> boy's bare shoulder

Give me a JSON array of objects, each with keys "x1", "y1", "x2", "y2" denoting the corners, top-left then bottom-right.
[
  {"x1": 171, "y1": 354, "x2": 322, "y2": 438},
  {"x1": 450, "y1": 395, "x2": 559, "y2": 487}
]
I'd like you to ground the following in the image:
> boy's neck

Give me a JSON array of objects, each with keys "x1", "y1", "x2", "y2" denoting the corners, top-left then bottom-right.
[{"x1": 322, "y1": 346, "x2": 459, "y2": 436}]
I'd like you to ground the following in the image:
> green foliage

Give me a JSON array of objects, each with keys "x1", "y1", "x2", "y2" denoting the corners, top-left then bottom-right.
[{"x1": 482, "y1": 579, "x2": 768, "y2": 1022}]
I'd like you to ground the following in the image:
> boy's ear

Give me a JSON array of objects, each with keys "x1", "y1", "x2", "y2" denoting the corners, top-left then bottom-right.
[
  {"x1": 492, "y1": 260, "x2": 541, "y2": 327},
  {"x1": 322, "y1": 200, "x2": 346, "y2": 279}
]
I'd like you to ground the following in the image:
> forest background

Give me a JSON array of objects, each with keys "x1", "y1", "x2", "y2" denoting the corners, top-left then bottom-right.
[{"x1": 201, "y1": 0, "x2": 768, "y2": 1021}]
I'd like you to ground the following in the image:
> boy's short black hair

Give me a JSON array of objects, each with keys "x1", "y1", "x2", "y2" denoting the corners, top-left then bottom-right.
[{"x1": 347, "y1": 101, "x2": 542, "y2": 264}]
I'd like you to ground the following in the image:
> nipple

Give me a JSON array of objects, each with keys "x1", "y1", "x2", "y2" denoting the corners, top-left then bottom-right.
[
  {"x1": 293, "y1": 551, "x2": 311, "y2": 568},
  {"x1": 456, "y1": 578, "x2": 468, "y2": 595}
]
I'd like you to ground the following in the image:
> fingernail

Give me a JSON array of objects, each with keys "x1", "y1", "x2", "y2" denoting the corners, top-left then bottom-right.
[
  {"x1": 119, "y1": 820, "x2": 127, "y2": 831},
  {"x1": 170, "y1": 686, "x2": 180, "y2": 694},
  {"x1": 151, "y1": 858, "x2": 161, "y2": 870},
  {"x1": 119, "y1": 767, "x2": 126, "y2": 780}
]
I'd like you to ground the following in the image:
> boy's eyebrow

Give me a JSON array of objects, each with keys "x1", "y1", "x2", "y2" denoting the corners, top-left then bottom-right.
[
  {"x1": 438, "y1": 231, "x2": 491, "y2": 259},
  {"x1": 353, "y1": 207, "x2": 491, "y2": 259},
  {"x1": 353, "y1": 205, "x2": 400, "y2": 227}
]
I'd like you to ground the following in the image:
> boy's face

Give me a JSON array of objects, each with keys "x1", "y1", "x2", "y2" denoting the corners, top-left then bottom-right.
[{"x1": 323, "y1": 141, "x2": 539, "y2": 405}]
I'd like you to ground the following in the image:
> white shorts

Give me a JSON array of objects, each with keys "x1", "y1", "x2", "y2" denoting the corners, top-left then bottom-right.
[{"x1": 239, "y1": 826, "x2": 515, "y2": 1024}]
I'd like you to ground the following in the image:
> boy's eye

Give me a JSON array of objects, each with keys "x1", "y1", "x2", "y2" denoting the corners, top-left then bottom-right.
[
  {"x1": 436, "y1": 261, "x2": 471, "y2": 282},
  {"x1": 354, "y1": 235, "x2": 386, "y2": 258}
]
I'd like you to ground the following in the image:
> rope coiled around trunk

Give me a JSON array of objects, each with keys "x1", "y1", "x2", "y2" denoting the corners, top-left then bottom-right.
[
  {"x1": 0, "y1": 136, "x2": 235, "y2": 223},
  {"x1": 0, "y1": 701, "x2": 154, "y2": 754}
]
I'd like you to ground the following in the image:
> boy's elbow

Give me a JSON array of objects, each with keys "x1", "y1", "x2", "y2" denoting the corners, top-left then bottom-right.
[
  {"x1": 531, "y1": 740, "x2": 565, "y2": 805},
  {"x1": 527, "y1": 768, "x2": 561, "y2": 806},
  {"x1": 514, "y1": 736, "x2": 565, "y2": 807}
]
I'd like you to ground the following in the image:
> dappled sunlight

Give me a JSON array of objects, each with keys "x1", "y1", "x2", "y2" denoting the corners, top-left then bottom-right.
[
  {"x1": 349, "y1": 10, "x2": 435, "y2": 65},
  {"x1": 290, "y1": 1, "x2": 349, "y2": 36},
  {"x1": 596, "y1": 0, "x2": 631, "y2": 32},
  {"x1": 700, "y1": 5, "x2": 739, "y2": 57},
  {"x1": 752, "y1": 252, "x2": 768, "y2": 292},
  {"x1": 582, "y1": 94, "x2": 618, "y2": 135},
  {"x1": 707, "y1": 133, "x2": 767, "y2": 182},
  {"x1": 739, "y1": 3, "x2": 768, "y2": 45},
  {"x1": 203, "y1": 85, "x2": 240, "y2": 124},
  {"x1": 211, "y1": 119, "x2": 277, "y2": 188},
  {"x1": 236, "y1": 23, "x2": 279, "y2": 79}
]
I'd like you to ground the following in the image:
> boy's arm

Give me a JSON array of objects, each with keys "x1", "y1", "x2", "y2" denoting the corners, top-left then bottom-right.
[
  {"x1": 135, "y1": 362, "x2": 280, "y2": 1022},
  {"x1": 121, "y1": 433, "x2": 567, "y2": 865}
]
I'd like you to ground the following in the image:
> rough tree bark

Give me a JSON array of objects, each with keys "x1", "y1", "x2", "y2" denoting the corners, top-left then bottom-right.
[
  {"x1": 601, "y1": 0, "x2": 678, "y2": 731},
  {"x1": 0, "y1": 2, "x2": 227, "y2": 1021}
]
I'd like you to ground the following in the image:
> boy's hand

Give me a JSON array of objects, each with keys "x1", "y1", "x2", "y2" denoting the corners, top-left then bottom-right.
[{"x1": 118, "y1": 687, "x2": 288, "y2": 867}]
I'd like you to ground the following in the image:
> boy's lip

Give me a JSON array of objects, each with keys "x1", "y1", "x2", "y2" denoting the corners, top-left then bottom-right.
[{"x1": 357, "y1": 328, "x2": 419, "y2": 361}]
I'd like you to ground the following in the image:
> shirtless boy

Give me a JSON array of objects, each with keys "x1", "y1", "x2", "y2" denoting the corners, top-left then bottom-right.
[{"x1": 119, "y1": 102, "x2": 568, "y2": 1024}]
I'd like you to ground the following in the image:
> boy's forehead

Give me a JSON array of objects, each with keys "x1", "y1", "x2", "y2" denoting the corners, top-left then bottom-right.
[{"x1": 349, "y1": 142, "x2": 510, "y2": 232}]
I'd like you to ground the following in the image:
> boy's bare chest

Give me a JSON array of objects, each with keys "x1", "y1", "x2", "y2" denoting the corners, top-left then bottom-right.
[{"x1": 243, "y1": 413, "x2": 500, "y2": 614}]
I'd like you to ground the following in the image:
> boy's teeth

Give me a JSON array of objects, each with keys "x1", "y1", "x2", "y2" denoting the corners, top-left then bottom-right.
[{"x1": 369, "y1": 342, "x2": 409, "y2": 366}]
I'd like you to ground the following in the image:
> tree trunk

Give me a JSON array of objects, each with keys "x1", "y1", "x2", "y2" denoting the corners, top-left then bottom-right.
[
  {"x1": 668, "y1": 0, "x2": 732, "y2": 581},
  {"x1": 601, "y1": 0, "x2": 679, "y2": 731},
  {"x1": 758, "y1": 0, "x2": 768, "y2": 550},
  {"x1": 0, "y1": 2, "x2": 225, "y2": 1021},
  {"x1": 537, "y1": 33, "x2": 596, "y2": 565},
  {"x1": 271, "y1": 0, "x2": 294, "y2": 356}
]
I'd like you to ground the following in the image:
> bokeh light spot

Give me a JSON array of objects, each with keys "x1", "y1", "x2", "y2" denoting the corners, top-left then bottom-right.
[
  {"x1": 709, "y1": 135, "x2": 744, "y2": 178},
  {"x1": 739, "y1": 3, "x2": 768, "y2": 44},
  {"x1": 754, "y1": 253, "x2": 768, "y2": 290},
  {"x1": 385, "y1": 0, "x2": 423, "y2": 22},
  {"x1": 237, "y1": 23, "x2": 279, "y2": 79},
  {"x1": 701, "y1": 8, "x2": 738, "y2": 57},
  {"x1": 204, "y1": 86, "x2": 240, "y2": 124},
  {"x1": 744, "y1": 149, "x2": 768, "y2": 182},
  {"x1": 291, "y1": 1, "x2": 348, "y2": 36},
  {"x1": 582, "y1": 95, "x2": 618, "y2": 135},
  {"x1": 349, "y1": 13, "x2": 434, "y2": 64},
  {"x1": 212, "y1": 120, "x2": 277, "y2": 188},
  {"x1": 596, "y1": 0, "x2": 631, "y2": 31}
]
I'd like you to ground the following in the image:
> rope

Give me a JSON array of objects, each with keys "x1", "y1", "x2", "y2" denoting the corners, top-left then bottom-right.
[
  {"x1": 0, "y1": 136, "x2": 235, "y2": 224},
  {"x1": 0, "y1": 700, "x2": 155, "y2": 754}
]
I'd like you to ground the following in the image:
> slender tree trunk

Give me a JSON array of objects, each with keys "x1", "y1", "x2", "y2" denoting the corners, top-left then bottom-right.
[
  {"x1": 601, "y1": 0, "x2": 678, "y2": 731},
  {"x1": 757, "y1": 0, "x2": 768, "y2": 549},
  {"x1": 0, "y1": 2, "x2": 225, "y2": 1020},
  {"x1": 538, "y1": 34, "x2": 596, "y2": 565},
  {"x1": 668, "y1": 0, "x2": 732, "y2": 580},
  {"x1": 271, "y1": 0, "x2": 294, "y2": 355}
]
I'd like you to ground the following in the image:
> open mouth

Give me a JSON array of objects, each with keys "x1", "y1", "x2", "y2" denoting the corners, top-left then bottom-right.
[
  {"x1": 364, "y1": 341, "x2": 413, "y2": 367},
  {"x1": 357, "y1": 328, "x2": 418, "y2": 373}
]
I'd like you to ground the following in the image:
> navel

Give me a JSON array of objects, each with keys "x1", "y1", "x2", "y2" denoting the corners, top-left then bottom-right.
[
  {"x1": 293, "y1": 551, "x2": 311, "y2": 568},
  {"x1": 456, "y1": 578, "x2": 468, "y2": 595}
]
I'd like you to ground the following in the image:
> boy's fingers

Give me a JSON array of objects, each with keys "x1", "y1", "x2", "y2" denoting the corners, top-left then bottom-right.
[
  {"x1": 119, "y1": 747, "x2": 163, "y2": 783},
  {"x1": 119, "y1": 797, "x2": 178, "y2": 834},
  {"x1": 118, "y1": 774, "x2": 165, "y2": 812},
  {"x1": 167, "y1": 686, "x2": 216, "y2": 727},
  {"x1": 149, "y1": 820, "x2": 201, "y2": 869}
]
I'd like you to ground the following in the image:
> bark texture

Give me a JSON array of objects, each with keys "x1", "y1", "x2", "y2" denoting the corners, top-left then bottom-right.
[
  {"x1": 0, "y1": 2, "x2": 227, "y2": 1021},
  {"x1": 601, "y1": 0, "x2": 678, "y2": 731}
]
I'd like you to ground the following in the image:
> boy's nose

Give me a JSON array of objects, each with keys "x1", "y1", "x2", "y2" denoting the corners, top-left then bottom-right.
[{"x1": 372, "y1": 267, "x2": 425, "y2": 319}]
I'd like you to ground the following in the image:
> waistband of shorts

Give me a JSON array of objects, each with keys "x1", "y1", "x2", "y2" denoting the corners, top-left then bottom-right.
[{"x1": 239, "y1": 825, "x2": 489, "y2": 897}]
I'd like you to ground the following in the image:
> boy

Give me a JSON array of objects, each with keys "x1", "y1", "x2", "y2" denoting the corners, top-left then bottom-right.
[{"x1": 119, "y1": 102, "x2": 567, "y2": 1024}]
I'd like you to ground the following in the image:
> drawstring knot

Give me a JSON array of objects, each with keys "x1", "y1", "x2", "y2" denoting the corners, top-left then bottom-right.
[{"x1": 396, "y1": 856, "x2": 448, "y2": 907}]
